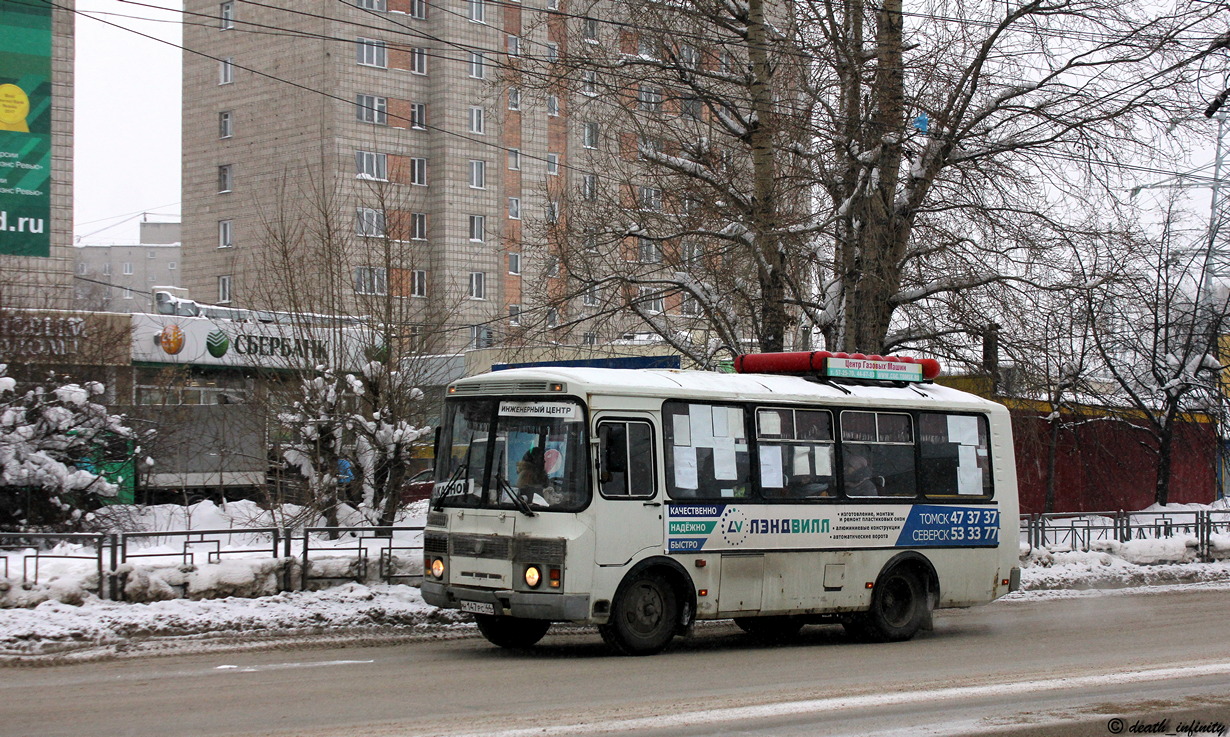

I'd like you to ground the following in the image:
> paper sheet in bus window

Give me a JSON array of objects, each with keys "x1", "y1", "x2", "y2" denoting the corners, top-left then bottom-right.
[
  {"x1": 673, "y1": 414, "x2": 691, "y2": 446},
  {"x1": 690, "y1": 404, "x2": 714, "y2": 445},
  {"x1": 713, "y1": 437, "x2": 737, "y2": 480},
  {"x1": 759, "y1": 410, "x2": 782, "y2": 436},
  {"x1": 948, "y1": 415, "x2": 979, "y2": 446},
  {"x1": 730, "y1": 407, "x2": 746, "y2": 438},
  {"x1": 674, "y1": 446, "x2": 699, "y2": 488},
  {"x1": 712, "y1": 405, "x2": 729, "y2": 437},
  {"x1": 793, "y1": 446, "x2": 811, "y2": 475},
  {"x1": 816, "y1": 446, "x2": 833, "y2": 475},
  {"x1": 759, "y1": 445, "x2": 784, "y2": 487},
  {"x1": 957, "y1": 445, "x2": 982, "y2": 494}
]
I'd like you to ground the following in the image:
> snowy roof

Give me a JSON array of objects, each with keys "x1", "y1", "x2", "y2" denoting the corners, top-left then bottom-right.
[{"x1": 453, "y1": 367, "x2": 1004, "y2": 412}]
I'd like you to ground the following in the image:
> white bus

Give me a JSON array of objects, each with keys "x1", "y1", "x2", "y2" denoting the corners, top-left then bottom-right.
[{"x1": 422, "y1": 352, "x2": 1020, "y2": 655}]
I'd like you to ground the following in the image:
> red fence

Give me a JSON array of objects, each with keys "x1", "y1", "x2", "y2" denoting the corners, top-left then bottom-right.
[{"x1": 1011, "y1": 409, "x2": 1217, "y2": 514}]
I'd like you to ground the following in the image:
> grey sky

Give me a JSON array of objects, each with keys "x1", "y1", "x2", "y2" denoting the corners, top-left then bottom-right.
[{"x1": 74, "y1": 0, "x2": 181, "y2": 246}]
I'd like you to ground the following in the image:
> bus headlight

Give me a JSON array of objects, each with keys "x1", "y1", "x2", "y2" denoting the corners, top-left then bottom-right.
[
  {"x1": 430, "y1": 558, "x2": 445, "y2": 579},
  {"x1": 524, "y1": 565, "x2": 542, "y2": 588}
]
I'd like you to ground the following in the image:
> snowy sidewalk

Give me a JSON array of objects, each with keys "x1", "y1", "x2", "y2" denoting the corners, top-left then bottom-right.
[{"x1": 7, "y1": 553, "x2": 1230, "y2": 665}]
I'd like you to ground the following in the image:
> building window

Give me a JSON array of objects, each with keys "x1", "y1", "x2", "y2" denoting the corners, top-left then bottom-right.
[
  {"x1": 470, "y1": 325, "x2": 494, "y2": 349},
  {"x1": 582, "y1": 173, "x2": 597, "y2": 200},
  {"x1": 680, "y1": 43, "x2": 699, "y2": 69},
  {"x1": 681, "y1": 96, "x2": 702, "y2": 120},
  {"x1": 546, "y1": 153, "x2": 559, "y2": 175},
  {"x1": 581, "y1": 70, "x2": 597, "y2": 96},
  {"x1": 218, "y1": 164, "x2": 233, "y2": 193},
  {"x1": 582, "y1": 16, "x2": 598, "y2": 41},
  {"x1": 546, "y1": 256, "x2": 559, "y2": 277},
  {"x1": 507, "y1": 35, "x2": 521, "y2": 56},
  {"x1": 637, "y1": 136, "x2": 660, "y2": 159},
  {"x1": 721, "y1": 50, "x2": 735, "y2": 74},
  {"x1": 219, "y1": 1, "x2": 234, "y2": 29},
  {"x1": 681, "y1": 293, "x2": 701, "y2": 316},
  {"x1": 638, "y1": 185, "x2": 662, "y2": 211},
  {"x1": 218, "y1": 220, "x2": 233, "y2": 248},
  {"x1": 409, "y1": 102, "x2": 426, "y2": 129},
  {"x1": 637, "y1": 237, "x2": 661, "y2": 263},
  {"x1": 469, "y1": 52, "x2": 486, "y2": 79},
  {"x1": 218, "y1": 110, "x2": 233, "y2": 138},
  {"x1": 355, "y1": 150, "x2": 388, "y2": 180},
  {"x1": 356, "y1": 94, "x2": 387, "y2": 124},
  {"x1": 583, "y1": 285, "x2": 598, "y2": 307},
  {"x1": 357, "y1": 0, "x2": 387, "y2": 8},
  {"x1": 546, "y1": 42, "x2": 559, "y2": 62},
  {"x1": 218, "y1": 275, "x2": 232, "y2": 303},
  {"x1": 638, "y1": 36, "x2": 658, "y2": 59},
  {"x1": 409, "y1": 0, "x2": 427, "y2": 19},
  {"x1": 356, "y1": 207, "x2": 386, "y2": 237},
  {"x1": 410, "y1": 47, "x2": 427, "y2": 74},
  {"x1": 583, "y1": 331, "x2": 597, "y2": 346},
  {"x1": 356, "y1": 38, "x2": 387, "y2": 68},
  {"x1": 546, "y1": 0, "x2": 558, "y2": 9},
  {"x1": 355, "y1": 266, "x2": 388, "y2": 295},
  {"x1": 469, "y1": 160, "x2": 486, "y2": 188},
  {"x1": 508, "y1": 197, "x2": 521, "y2": 219},
  {"x1": 168, "y1": 261, "x2": 177, "y2": 270},
  {"x1": 122, "y1": 261, "x2": 134, "y2": 275},
  {"x1": 468, "y1": 214, "x2": 486, "y2": 242},
  {"x1": 547, "y1": 308, "x2": 559, "y2": 327},
  {"x1": 639, "y1": 286, "x2": 663, "y2": 313},
  {"x1": 681, "y1": 240, "x2": 702, "y2": 264},
  {"x1": 547, "y1": 94, "x2": 559, "y2": 116},
  {"x1": 583, "y1": 121, "x2": 599, "y2": 148},
  {"x1": 410, "y1": 212, "x2": 427, "y2": 240},
  {"x1": 468, "y1": 0, "x2": 485, "y2": 22},
  {"x1": 468, "y1": 106, "x2": 485, "y2": 134},
  {"x1": 508, "y1": 252, "x2": 521, "y2": 275},
  {"x1": 410, "y1": 157, "x2": 427, "y2": 185},
  {"x1": 219, "y1": 57, "x2": 234, "y2": 84},
  {"x1": 508, "y1": 148, "x2": 521, "y2": 170},
  {"x1": 410, "y1": 269, "x2": 427, "y2": 297},
  {"x1": 545, "y1": 200, "x2": 559, "y2": 223},
  {"x1": 508, "y1": 304, "x2": 521, "y2": 326},
  {"x1": 469, "y1": 272, "x2": 486, "y2": 299},
  {"x1": 508, "y1": 88, "x2": 521, "y2": 110},
  {"x1": 637, "y1": 84, "x2": 662, "y2": 112}
]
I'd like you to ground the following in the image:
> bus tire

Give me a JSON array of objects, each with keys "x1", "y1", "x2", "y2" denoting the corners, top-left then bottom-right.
[
  {"x1": 474, "y1": 615, "x2": 550, "y2": 649},
  {"x1": 734, "y1": 616, "x2": 805, "y2": 641},
  {"x1": 845, "y1": 567, "x2": 926, "y2": 643},
  {"x1": 599, "y1": 572, "x2": 678, "y2": 655}
]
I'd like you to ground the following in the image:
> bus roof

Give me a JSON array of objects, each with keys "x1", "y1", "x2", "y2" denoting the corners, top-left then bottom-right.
[{"x1": 451, "y1": 367, "x2": 1004, "y2": 413}]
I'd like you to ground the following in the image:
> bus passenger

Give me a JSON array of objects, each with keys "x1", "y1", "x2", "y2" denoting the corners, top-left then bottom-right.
[{"x1": 843, "y1": 449, "x2": 880, "y2": 496}]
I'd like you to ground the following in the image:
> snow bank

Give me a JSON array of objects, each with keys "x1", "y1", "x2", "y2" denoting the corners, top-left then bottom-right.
[{"x1": 0, "y1": 584, "x2": 468, "y2": 662}]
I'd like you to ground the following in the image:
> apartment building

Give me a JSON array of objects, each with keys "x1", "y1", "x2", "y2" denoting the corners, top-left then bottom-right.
[
  {"x1": 74, "y1": 222, "x2": 183, "y2": 312},
  {"x1": 181, "y1": 0, "x2": 570, "y2": 353},
  {"x1": 0, "y1": 1, "x2": 75, "y2": 310}
]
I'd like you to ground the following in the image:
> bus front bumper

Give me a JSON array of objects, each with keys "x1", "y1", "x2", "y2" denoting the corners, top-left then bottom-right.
[{"x1": 422, "y1": 581, "x2": 591, "y2": 621}]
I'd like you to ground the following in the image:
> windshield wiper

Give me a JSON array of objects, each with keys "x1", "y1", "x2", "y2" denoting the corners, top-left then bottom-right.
[
  {"x1": 494, "y1": 446, "x2": 535, "y2": 517},
  {"x1": 432, "y1": 442, "x2": 474, "y2": 511}
]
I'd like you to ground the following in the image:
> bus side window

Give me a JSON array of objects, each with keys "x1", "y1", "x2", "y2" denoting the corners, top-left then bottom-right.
[
  {"x1": 598, "y1": 420, "x2": 655, "y2": 498},
  {"x1": 919, "y1": 413, "x2": 992, "y2": 498}
]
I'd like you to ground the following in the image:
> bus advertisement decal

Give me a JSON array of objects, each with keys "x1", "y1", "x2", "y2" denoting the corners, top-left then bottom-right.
[
  {"x1": 894, "y1": 505, "x2": 1000, "y2": 547},
  {"x1": 667, "y1": 503, "x2": 1000, "y2": 552}
]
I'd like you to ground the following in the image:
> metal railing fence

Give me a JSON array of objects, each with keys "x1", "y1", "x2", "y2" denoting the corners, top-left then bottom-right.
[
  {"x1": 0, "y1": 523, "x2": 424, "y2": 600},
  {"x1": 1020, "y1": 510, "x2": 1230, "y2": 561}
]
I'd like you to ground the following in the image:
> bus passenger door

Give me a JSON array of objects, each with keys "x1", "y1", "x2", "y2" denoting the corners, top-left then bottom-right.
[{"x1": 593, "y1": 416, "x2": 663, "y2": 566}]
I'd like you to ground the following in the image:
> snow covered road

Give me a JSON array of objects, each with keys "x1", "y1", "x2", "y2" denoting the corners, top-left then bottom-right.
[{"x1": 4, "y1": 584, "x2": 1230, "y2": 737}]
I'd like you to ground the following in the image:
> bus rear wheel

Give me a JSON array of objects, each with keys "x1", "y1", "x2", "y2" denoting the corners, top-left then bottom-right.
[
  {"x1": 844, "y1": 568, "x2": 926, "y2": 643},
  {"x1": 734, "y1": 616, "x2": 805, "y2": 641},
  {"x1": 599, "y1": 572, "x2": 678, "y2": 655},
  {"x1": 474, "y1": 614, "x2": 551, "y2": 649}
]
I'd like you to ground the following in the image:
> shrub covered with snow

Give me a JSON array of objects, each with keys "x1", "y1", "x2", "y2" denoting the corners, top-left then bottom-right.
[{"x1": 0, "y1": 365, "x2": 137, "y2": 531}]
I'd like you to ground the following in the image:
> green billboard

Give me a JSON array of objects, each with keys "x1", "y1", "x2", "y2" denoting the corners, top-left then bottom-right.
[{"x1": 0, "y1": 0, "x2": 52, "y2": 258}]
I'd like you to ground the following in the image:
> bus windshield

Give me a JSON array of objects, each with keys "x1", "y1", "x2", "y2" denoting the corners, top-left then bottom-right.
[{"x1": 433, "y1": 397, "x2": 590, "y2": 513}]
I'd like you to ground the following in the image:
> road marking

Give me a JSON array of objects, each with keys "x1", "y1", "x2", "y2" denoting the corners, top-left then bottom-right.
[
  {"x1": 426, "y1": 662, "x2": 1230, "y2": 737},
  {"x1": 214, "y1": 659, "x2": 374, "y2": 673}
]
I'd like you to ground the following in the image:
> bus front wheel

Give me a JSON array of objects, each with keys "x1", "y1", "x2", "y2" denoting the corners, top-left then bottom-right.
[
  {"x1": 844, "y1": 568, "x2": 926, "y2": 643},
  {"x1": 599, "y1": 572, "x2": 678, "y2": 655},
  {"x1": 474, "y1": 614, "x2": 551, "y2": 649}
]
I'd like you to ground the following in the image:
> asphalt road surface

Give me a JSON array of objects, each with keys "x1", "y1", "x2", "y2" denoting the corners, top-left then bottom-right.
[{"x1": 4, "y1": 587, "x2": 1230, "y2": 737}]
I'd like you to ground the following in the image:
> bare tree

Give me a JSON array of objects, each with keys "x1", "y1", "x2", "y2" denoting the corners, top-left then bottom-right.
[{"x1": 511, "y1": 0, "x2": 1228, "y2": 360}]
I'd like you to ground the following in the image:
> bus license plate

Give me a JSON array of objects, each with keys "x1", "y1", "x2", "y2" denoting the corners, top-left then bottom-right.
[{"x1": 460, "y1": 600, "x2": 495, "y2": 615}]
